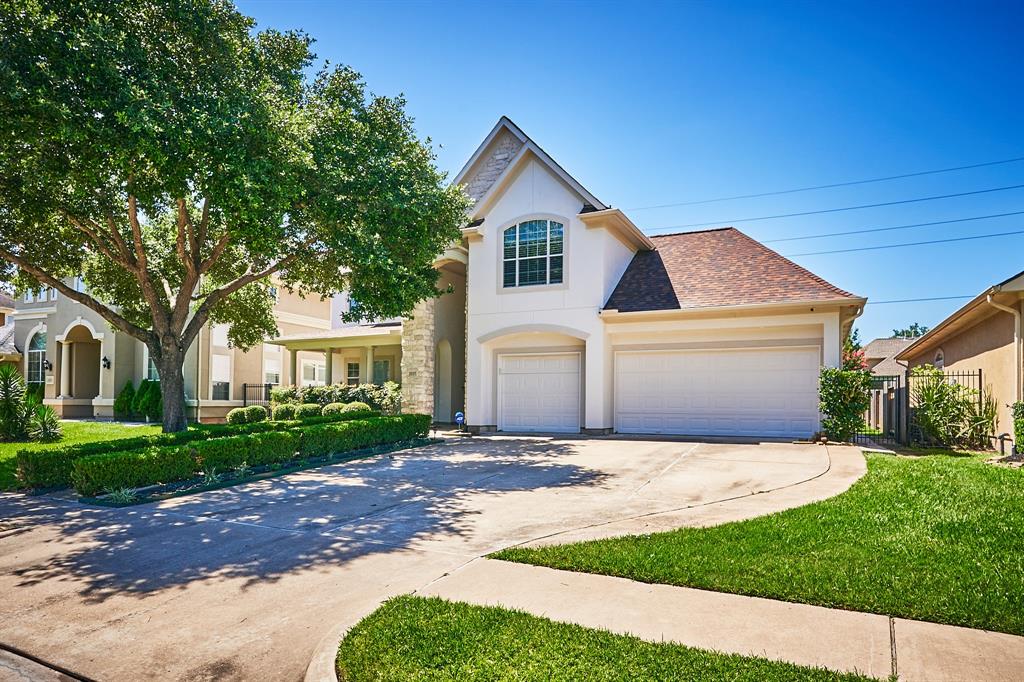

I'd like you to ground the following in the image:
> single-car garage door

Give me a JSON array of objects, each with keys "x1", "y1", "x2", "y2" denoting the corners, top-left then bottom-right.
[
  {"x1": 498, "y1": 353, "x2": 580, "y2": 433},
  {"x1": 615, "y1": 347, "x2": 820, "y2": 438}
]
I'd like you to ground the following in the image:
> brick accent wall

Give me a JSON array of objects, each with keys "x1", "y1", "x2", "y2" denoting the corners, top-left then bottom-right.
[
  {"x1": 463, "y1": 130, "x2": 524, "y2": 201},
  {"x1": 400, "y1": 297, "x2": 436, "y2": 416}
]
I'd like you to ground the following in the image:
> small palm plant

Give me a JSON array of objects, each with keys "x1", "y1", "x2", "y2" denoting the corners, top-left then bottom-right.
[
  {"x1": 0, "y1": 364, "x2": 30, "y2": 441},
  {"x1": 28, "y1": 402, "x2": 62, "y2": 442},
  {"x1": 105, "y1": 487, "x2": 139, "y2": 505}
]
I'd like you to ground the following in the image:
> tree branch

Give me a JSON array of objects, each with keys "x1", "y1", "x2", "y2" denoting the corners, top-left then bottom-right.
[
  {"x1": 198, "y1": 231, "x2": 232, "y2": 274},
  {"x1": 0, "y1": 247, "x2": 154, "y2": 343},
  {"x1": 64, "y1": 214, "x2": 129, "y2": 268}
]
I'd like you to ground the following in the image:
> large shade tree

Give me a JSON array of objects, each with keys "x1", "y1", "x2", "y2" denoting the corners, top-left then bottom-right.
[{"x1": 0, "y1": 0, "x2": 468, "y2": 431}]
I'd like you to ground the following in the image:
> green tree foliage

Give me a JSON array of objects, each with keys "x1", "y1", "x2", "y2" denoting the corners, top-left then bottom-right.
[
  {"x1": 132, "y1": 380, "x2": 152, "y2": 419},
  {"x1": 842, "y1": 328, "x2": 867, "y2": 371},
  {"x1": 892, "y1": 323, "x2": 930, "y2": 339},
  {"x1": 1012, "y1": 402, "x2": 1024, "y2": 453},
  {"x1": 0, "y1": 0, "x2": 469, "y2": 432},
  {"x1": 113, "y1": 380, "x2": 136, "y2": 419},
  {"x1": 819, "y1": 367, "x2": 872, "y2": 442}
]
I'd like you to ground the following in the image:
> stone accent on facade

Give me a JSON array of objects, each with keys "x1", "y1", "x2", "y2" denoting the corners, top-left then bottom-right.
[
  {"x1": 463, "y1": 130, "x2": 524, "y2": 201},
  {"x1": 401, "y1": 297, "x2": 436, "y2": 416}
]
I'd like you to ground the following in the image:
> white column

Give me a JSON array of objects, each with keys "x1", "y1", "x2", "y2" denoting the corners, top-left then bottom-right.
[
  {"x1": 60, "y1": 341, "x2": 71, "y2": 398},
  {"x1": 324, "y1": 348, "x2": 333, "y2": 385},
  {"x1": 823, "y1": 311, "x2": 841, "y2": 368},
  {"x1": 366, "y1": 345, "x2": 375, "y2": 383},
  {"x1": 289, "y1": 349, "x2": 298, "y2": 387},
  {"x1": 584, "y1": 333, "x2": 609, "y2": 432}
]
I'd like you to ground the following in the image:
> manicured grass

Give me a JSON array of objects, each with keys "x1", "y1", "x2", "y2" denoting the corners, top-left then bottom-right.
[
  {"x1": 336, "y1": 596, "x2": 870, "y2": 681},
  {"x1": 495, "y1": 451, "x2": 1024, "y2": 636},
  {"x1": 0, "y1": 421, "x2": 162, "y2": 490}
]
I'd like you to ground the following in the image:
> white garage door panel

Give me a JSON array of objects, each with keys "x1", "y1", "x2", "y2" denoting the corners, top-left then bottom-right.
[
  {"x1": 499, "y1": 353, "x2": 580, "y2": 433},
  {"x1": 615, "y1": 348, "x2": 820, "y2": 438}
]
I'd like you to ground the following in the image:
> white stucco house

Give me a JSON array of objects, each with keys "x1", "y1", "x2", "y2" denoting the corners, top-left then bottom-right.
[{"x1": 273, "y1": 117, "x2": 866, "y2": 438}]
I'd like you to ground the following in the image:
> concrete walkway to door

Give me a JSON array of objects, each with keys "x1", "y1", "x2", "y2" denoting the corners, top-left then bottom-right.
[{"x1": 0, "y1": 437, "x2": 862, "y2": 681}]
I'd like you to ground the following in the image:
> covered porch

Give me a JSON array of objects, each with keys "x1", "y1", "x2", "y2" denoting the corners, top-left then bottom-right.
[{"x1": 267, "y1": 322, "x2": 404, "y2": 388}]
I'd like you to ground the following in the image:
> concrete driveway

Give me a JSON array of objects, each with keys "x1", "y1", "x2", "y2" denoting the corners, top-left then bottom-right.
[{"x1": 0, "y1": 436, "x2": 863, "y2": 681}]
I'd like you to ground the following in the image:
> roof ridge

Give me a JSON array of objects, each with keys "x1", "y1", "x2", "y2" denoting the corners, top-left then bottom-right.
[{"x1": 647, "y1": 226, "x2": 737, "y2": 239}]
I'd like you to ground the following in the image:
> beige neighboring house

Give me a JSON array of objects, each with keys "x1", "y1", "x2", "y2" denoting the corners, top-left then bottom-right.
[
  {"x1": 896, "y1": 268, "x2": 1023, "y2": 439},
  {"x1": 0, "y1": 291, "x2": 20, "y2": 370},
  {"x1": 10, "y1": 280, "x2": 332, "y2": 422},
  {"x1": 274, "y1": 117, "x2": 865, "y2": 437},
  {"x1": 863, "y1": 337, "x2": 915, "y2": 377}
]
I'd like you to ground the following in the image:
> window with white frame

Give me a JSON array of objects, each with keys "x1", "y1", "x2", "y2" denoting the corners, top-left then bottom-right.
[
  {"x1": 147, "y1": 355, "x2": 160, "y2": 381},
  {"x1": 263, "y1": 344, "x2": 281, "y2": 384},
  {"x1": 301, "y1": 359, "x2": 326, "y2": 386},
  {"x1": 49, "y1": 287, "x2": 57, "y2": 301},
  {"x1": 502, "y1": 219, "x2": 564, "y2": 288},
  {"x1": 372, "y1": 359, "x2": 390, "y2": 384},
  {"x1": 27, "y1": 332, "x2": 46, "y2": 384},
  {"x1": 346, "y1": 362, "x2": 360, "y2": 386},
  {"x1": 211, "y1": 354, "x2": 231, "y2": 400},
  {"x1": 23, "y1": 290, "x2": 33, "y2": 303},
  {"x1": 211, "y1": 323, "x2": 230, "y2": 347}
]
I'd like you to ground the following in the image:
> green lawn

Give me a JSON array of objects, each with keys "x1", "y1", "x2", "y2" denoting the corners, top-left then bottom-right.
[
  {"x1": 0, "y1": 421, "x2": 162, "y2": 490},
  {"x1": 336, "y1": 596, "x2": 871, "y2": 681},
  {"x1": 495, "y1": 451, "x2": 1024, "y2": 636}
]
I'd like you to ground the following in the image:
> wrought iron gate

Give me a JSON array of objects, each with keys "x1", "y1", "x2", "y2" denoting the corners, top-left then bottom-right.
[{"x1": 855, "y1": 374, "x2": 903, "y2": 446}]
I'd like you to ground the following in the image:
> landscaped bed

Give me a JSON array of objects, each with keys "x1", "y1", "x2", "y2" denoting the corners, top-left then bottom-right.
[
  {"x1": 335, "y1": 595, "x2": 870, "y2": 681},
  {"x1": 0, "y1": 420, "x2": 161, "y2": 490},
  {"x1": 494, "y1": 450, "x2": 1024, "y2": 636}
]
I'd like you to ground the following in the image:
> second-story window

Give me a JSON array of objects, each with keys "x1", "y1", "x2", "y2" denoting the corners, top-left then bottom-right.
[{"x1": 502, "y1": 219, "x2": 564, "y2": 288}]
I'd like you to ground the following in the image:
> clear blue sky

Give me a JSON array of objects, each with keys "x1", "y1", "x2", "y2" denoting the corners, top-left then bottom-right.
[{"x1": 240, "y1": 0, "x2": 1023, "y2": 341}]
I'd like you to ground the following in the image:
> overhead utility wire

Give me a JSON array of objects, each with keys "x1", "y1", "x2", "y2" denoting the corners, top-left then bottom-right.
[
  {"x1": 866, "y1": 295, "x2": 975, "y2": 305},
  {"x1": 648, "y1": 183, "x2": 1024, "y2": 232},
  {"x1": 762, "y1": 210, "x2": 1024, "y2": 243},
  {"x1": 627, "y1": 155, "x2": 1024, "y2": 211},
  {"x1": 785, "y1": 228, "x2": 1024, "y2": 257}
]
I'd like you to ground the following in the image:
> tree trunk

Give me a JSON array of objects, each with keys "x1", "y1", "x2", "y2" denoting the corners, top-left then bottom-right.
[{"x1": 156, "y1": 349, "x2": 189, "y2": 433}]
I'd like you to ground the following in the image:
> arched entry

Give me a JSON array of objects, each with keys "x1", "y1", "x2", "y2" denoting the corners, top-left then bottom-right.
[
  {"x1": 434, "y1": 339, "x2": 452, "y2": 422},
  {"x1": 58, "y1": 323, "x2": 101, "y2": 399}
]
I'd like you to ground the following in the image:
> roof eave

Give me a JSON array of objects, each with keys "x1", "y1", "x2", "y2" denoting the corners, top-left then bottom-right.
[
  {"x1": 601, "y1": 297, "x2": 865, "y2": 321},
  {"x1": 578, "y1": 208, "x2": 655, "y2": 251}
]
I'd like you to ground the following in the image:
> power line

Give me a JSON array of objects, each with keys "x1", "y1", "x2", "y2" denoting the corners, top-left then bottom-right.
[
  {"x1": 627, "y1": 155, "x2": 1024, "y2": 211},
  {"x1": 648, "y1": 183, "x2": 1024, "y2": 232},
  {"x1": 762, "y1": 211, "x2": 1024, "y2": 243},
  {"x1": 785, "y1": 228, "x2": 1024, "y2": 257},
  {"x1": 866, "y1": 295, "x2": 974, "y2": 305}
]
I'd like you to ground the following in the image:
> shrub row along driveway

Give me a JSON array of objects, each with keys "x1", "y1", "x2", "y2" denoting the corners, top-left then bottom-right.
[{"x1": 0, "y1": 437, "x2": 852, "y2": 681}]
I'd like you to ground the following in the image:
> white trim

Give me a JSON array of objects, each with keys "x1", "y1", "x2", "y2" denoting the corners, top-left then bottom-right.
[
  {"x1": 601, "y1": 298, "x2": 865, "y2": 321},
  {"x1": 54, "y1": 316, "x2": 105, "y2": 342},
  {"x1": 209, "y1": 351, "x2": 232, "y2": 399},
  {"x1": 478, "y1": 323, "x2": 590, "y2": 344},
  {"x1": 498, "y1": 215, "x2": 569, "y2": 292},
  {"x1": 11, "y1": 307, "x2": 57, "y2": 320},
  {"x1": 24, "y1": 322, "x2": 47, "y2": 383},
  {"x1": 141, "y1": 345, "x2": 161, "y2": 382},
  {"x1": 274, "y1": 310, "x2": 332, "y2": 330}
]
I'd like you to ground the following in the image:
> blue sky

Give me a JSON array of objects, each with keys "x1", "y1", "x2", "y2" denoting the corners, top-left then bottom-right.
[{"x1": 240, "y1": 0, "x2": 1023, "y2": 341}]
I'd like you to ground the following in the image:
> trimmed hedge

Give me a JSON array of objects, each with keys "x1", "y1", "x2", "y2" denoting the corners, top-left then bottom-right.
[
  {"x1": 322, "y1": 402, "x2": 346, "y2": 416},
  {"x1": 294, "y1": 403, "x2": 322, "y2": 419},
  {"x1": 272, "y1": 403, "x2": 296, "y2": 421},
  {"x1": 226, "y1": 407, "x2": 248, "y2": 425},
  {"x1": 69, "y1": 414, "x2": 429, "y2": 497},
  {"x1": 245, "y1": 405, "x2": 268, "y2": 423},
  {"x1": 72, "y1": 446, "x2": 195, "y2": 498}
]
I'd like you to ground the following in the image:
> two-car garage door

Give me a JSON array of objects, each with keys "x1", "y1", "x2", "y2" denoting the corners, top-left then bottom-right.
[{"x1": 615, "y1": 347, "x2": 820, "y2": 438}]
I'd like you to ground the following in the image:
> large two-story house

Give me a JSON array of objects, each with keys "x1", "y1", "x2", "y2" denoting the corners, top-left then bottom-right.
[
  {"x1": 272, "y1": 117, "x2": 865, "y2": 438},
  {"x1": 10, "y1": 280, "x2": 333, "y2": 421}
]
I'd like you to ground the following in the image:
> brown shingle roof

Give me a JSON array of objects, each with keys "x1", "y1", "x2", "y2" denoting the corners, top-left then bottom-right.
[
  {"x1": 604, "y1": 227, "x2": 860, "y2": 312},
  {"x1": 0, "y1": 291, "x2": 14, "y2": 310},
  {"x1": 863, "y1": 337, "x2": 915, "y2": 376}
]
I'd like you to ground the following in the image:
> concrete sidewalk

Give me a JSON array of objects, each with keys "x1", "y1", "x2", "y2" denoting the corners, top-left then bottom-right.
[{"x1": 419, "y1": 558, "x2": 1024, "y2": 682}]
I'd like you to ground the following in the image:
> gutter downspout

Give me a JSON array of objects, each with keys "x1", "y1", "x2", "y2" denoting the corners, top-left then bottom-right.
[{"x1": 986, "y1": 294, "x2": 1022, "y2": 403}]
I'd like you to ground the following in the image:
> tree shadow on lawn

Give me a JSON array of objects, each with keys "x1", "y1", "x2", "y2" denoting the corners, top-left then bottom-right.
[{"x1": 1, "y1": 438, "x2": 608, "y2": 602}]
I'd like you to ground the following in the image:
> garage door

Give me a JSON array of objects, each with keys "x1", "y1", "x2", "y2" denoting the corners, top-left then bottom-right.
[
  {"x1": 498, "y1": 353, "x2": 580, "y2": 433},
  {"x1": 615, "y1": 347, "x2": 820, "y2": 438}
]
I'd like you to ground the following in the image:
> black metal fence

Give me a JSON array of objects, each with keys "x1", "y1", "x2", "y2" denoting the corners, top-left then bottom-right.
[
  {"x1": 906, "y1": 369, "x2": 983, "y2": 445},
  {"x1": 855, "y1": 374, "x2": 903, "y2": 446},
  {"x1": 242, "y1": 383, "x2": 275, "y2": 407}
]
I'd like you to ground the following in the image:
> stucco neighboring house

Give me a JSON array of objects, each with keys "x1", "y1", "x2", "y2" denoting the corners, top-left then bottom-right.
[
  {"x1": 863, "y1": 337, "x2": 915, "y2": 377},
  {"x1": 896, "y1": 268, "x2": 1024, "y2": 438},
  {"x1": 10, "y1": 280, "x2": 333, "y2": 421},
  {"x1": 273, "y1": 117, "x2": 866, "y2": 438},
  {"x1": 0, "y1": 291, "x2": 19, "y2": 370}
]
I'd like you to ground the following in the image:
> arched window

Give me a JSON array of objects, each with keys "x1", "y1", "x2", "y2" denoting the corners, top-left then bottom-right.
[
  {"x1": 502, "y1": 219, "x2": 564, "y2": 287},
  {"x1": 933, "y1": 349, "x2": 944, "y2": 370},
  {"x1": 27, "y1": 332, "x2": 47, "y2": 384}
]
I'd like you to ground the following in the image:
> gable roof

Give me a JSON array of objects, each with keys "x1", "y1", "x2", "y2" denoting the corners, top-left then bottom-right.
[
  {"x1": 455, "y1": 117, "x2": 607, "y2": 217},
  {"x1": 0, "y1": 291, "x2": 14, "y2": 311},
  {"x1": 604, "y1": 227, "x2": 863, "y2": 313},
  {"x1": 863, "y1": 337, "x2": 915, "y2": 376}
]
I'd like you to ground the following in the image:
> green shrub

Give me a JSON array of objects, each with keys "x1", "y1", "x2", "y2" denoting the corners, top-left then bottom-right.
[
  {"x1": 132, "y1": 379, "x2": 152, "y2": 418},
  {"x1": 143, "y1": 385, "x2": 163, "y2": 422},
  {"x1": 193, "y1": 430, "x2": 299, "y2": 471},
  {"x1": 113, "y1": 380, "x2": 136, "y2": 419},
  {"x1": 272, "y1": 403, "x2": 297, "y2": 421},
  {"x1": 226, "y1": 407, "x2": 248, "y2": 425},
  {"x1": 72, "y1": 446, "x2": 195, "y2": 497},
  {"x1": 270, "y1": 385, "x2": 299, "y2": 405},
  {"x1": 301, "y1": 414, "x2": 430, "y2": 457},
  {"x1": 245, "y1": 405, "x2": 268, "y2": 423},
  {"x1": 342, "y1": 401, "x2": 372, "y2": 414},
  {"x1": 910, "y1": 365, "x2": 985, "y2": 447},
  {"x1": 28, "y1": 403, "x2": 62, "y2": 442},
  {"x1": 1012, "y1": 402, "x2": 1024, "y2": 454},
  {"x1": 294, "y1": 403, "x2": 322, "y2": 419},
  {"x1": 322, "y1": 402, "x2": 346, "y2": 416},
  {"x1": 819, "y1": 368, "x2": 872, "y2": 442},
  {"x1": 0, "y1": 363, "x2": 29, "y2": 440},
  {"x1": 270, "y1": 382, "x2": 402, "y2": 414}
]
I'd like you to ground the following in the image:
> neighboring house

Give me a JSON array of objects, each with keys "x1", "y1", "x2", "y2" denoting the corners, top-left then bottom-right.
[
  {"x1": 896, "y1": 268, "x2": 1023, "y2": 438},
  {"x1": 10, "y1": 280, "x2": 332, "y2": 421},
  {"x1": 273, "y1": 117, "x2": 865, "y2": 438},
  {"x1": 0, "y1": 291, "x2": 19, "y2": 370},
  {"x1": 863, "y1": 337, "x2": 915, "y2": 377}
]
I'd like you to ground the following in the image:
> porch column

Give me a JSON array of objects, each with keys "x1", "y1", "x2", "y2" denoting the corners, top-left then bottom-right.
[
  {"x1": 289, "y1": 349, "x2": 298, "y2": 387},
  {"x1": 324, "y1": 348, "x2": 334, "y2": 385},
  {"x1": 361, "y1": 345, "x2": 374, "y2": 384},
  {"x1": 59, "y1": 341, "x2": 72, "y2": 398}
]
